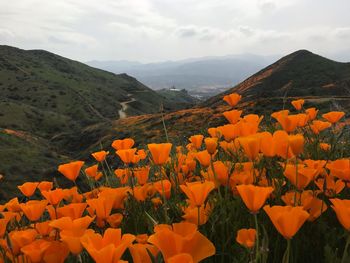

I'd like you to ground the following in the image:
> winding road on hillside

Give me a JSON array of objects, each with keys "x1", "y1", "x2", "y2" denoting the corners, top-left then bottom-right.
[{"x1": 118, "y1": 95, "x2": 136, "y2": 119}]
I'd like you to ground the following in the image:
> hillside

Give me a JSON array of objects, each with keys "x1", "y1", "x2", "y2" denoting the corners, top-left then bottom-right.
[
  {"x1": 206, "y1": 50, "x2": 350, "y2": 108},
  {"x1": 0, "y1": 45, "x2": 190, "y2": 138},
  {"x1": 0, "y1": 45, "x2": 196, "y2": 199}
]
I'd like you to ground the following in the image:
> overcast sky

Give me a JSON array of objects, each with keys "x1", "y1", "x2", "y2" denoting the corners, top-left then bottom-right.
[{"x1": 1, "y1": 0, "x2": 350, "y2": 63}]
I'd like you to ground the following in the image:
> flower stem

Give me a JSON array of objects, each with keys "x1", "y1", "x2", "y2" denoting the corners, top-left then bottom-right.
[
  {"x1": 282, "y1": 239, "x2": 291, "y2": 263},
  {"x1": 254, "y1": 213, "x2": 260, "y2": 262}
]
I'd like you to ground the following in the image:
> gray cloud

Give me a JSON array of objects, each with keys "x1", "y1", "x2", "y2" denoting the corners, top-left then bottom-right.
[{"x1": 0, "y1": 0, "x2": 350, "y2": 62}]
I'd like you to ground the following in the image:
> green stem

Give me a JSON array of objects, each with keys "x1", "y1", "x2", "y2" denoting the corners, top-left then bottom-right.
[
  {"x1": 254, "y1": 213, "x2": 260, "y2": 262},
  {"x1": 282, "y1": 239, "x2": 291, "y2": 263},
  {"x1": 341, "y1": 234, "x2": 350, "y2": 263},
  {"x1": 159, "y1": 165, "x2": 169, "y2": 223}
]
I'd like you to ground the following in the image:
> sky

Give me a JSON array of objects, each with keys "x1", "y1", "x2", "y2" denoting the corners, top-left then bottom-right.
[{"x1": 1, "y1": 0, "x2": 350, "y2": 63}]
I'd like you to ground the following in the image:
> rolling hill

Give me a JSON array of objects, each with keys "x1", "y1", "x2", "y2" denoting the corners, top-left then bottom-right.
[{"x1": 0, "y1": 45, "x2": 197, "y2": 199}]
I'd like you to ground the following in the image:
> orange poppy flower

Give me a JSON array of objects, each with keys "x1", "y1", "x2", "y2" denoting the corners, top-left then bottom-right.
[
  {"x1": 154, "y1": 180, "x2": 172, "y2": 199},
  {"x1": 8, "y1": 229, "x2": 38, "y2": 255},
  {"x1": 114, "y1": 168, "x2": 130, "y2": 184},
  {"x1": 195, "y1": 150, "x2": 211, "y2": 167},
  {"x1": 330, "y1": 198, "x2": 350, "y2": 230},
  {"x1": 20, "y1": 200, "x2": 48, "y2": 221},
  {"x1": 310, "y1": 120, "x2": 331, "y2": 134},
  {"x1": 272, "y1": 130, "x2": 293, "y2": 159},
  {"x1": 80, "y1": 228, "x2": 135, "y2": 263},
  {"x1": 259, "y1": 132, "x2": 274, "y2": 157},
  {"x1": 229, "y1": 165, "x2": 255, "y2": 192},
  {"x1": 217, "y1": 124, "x2": 239, "y2": 142},
  {"x1": 136, "y1": 149, "x2": 147, "y2": 160},
  {"x1": 42, "y1": 241, "x2": 70, "y2": 263},
  {"x1": 236, "y1": 184, "x2": 273, "y2": 213},
  {"x1": 0, "y1": 212, "x2": 15, "y2": 238},
  {"x1": 283, "y1": 164, "x2": 317, "y2": 190},
  {"x1": 322, "y1": 111, "x2": 345, "y2": 124},
  {"x1": 208, "y1": 127, "x2": 222, "y2": 138},
  {"x1": 275, "y1": 114, "x2": 300, "y2": 133},
  {"x1": 204, "y1": 138, "x2": 217, "y2": 155},
  {"x1": 296, "y1": 113, "x2": 309, "y2": 127},
  {"x1": 168, "y1": 253, "x2": 194, "y2": 263},
  {"x1": 305, "y1": 107, "x2": 318, "y2": 120},
  {"x1": 237, "y1": 114, "x2": 263, "y2": 136},
  {"x1": 35, "y1": 221, "x2": 53, "y2": 237},
  {"x1": 129, "y1": 243, "x2": 159, "y2": 263},
  {"x1": 107, "y1": 213, "x2": 123, "y2": 228},
  {"x1": 49, "y1": 216, "x2": 95, "y2": 255},
  {"x1": 223, "y1": 110, "x2": 242, "y2": 124},
  {"x1": 237, "y1": 135, "x2": 260, "y2": 160},
  {"x1": 21, "y1": 239, "x2": 51, "y2": 263},
  {"x1": 327, "y1": 159, "x2": 350, "y2": 182},
  {"x1": 6, "y1": 197, "x2": 21, "y2": 212},
  {"x1": 116, "y1": 148, "x2": 137, "y2": 164},
  {"x1": 148, "y1": 222, "x2": 215, "y2": 262},
  {"x1": 207, "y1": 161, "x2": 229, "y2": 186},
  {"x1": 148, "y1": 143, "x2": 172, "y2": 165},
  {"x1": 87, "y1": 196, "x2": 114, "y2": 227},
  {"x1": 223, "y1": 93, "x2": 242, "y2": 107},
  {"x1": 62, "y1": 187, "x2": 83, "y2": 203},
  {"x1": 271, "y1": 110, "x2": 289, "y2": 121},
  {"x1": 38, "y1": 181, "x2": 53, "y2": 192},
  {"x1": 319, "y1": 143, "x2": 331, "y2": 151},
  {"x1": 182, "y1": 203, "x2": 211, "y2": 225},
  {"x1": 288, "y1": 134, "x2": 304, "y2": 156},
  {"x1": 263, "y1": 205, "x2": 309, "y2": 239},
  {"x1": 315, "y1": 175, "x2": 345, "y2": 197},
  {"x1": 41, "y1": 188, "x2": 64, "y2": 206},
  {"x1": 92, "y1": 150, "x2": 109, "y2": 162},
  {"x1": 180, "y1": 181, "x2": 215, "y2": 207},
  {"x1": 58, "y1": 161, "x2": 84, "y2": 181},
  {"x1": 99, "y1": 187, "x2": 130, "y2": 210},
  {"x1": 134, "y1": 166, "x2": 150, "y2": 185},
  {"x1": 189, "y1": 135, "x2": 204, "y2": 150},
  {"x1": 18, "y1": 182, "x2": 39, "y2": 197},
  {"x1": 111, "y1": 138, "x2": 135, "y2": 150},
  {"x1": 85, "y1": 165, "x2": 103, "y2": 181},
  {"x1": 236, "y1": 228, "x2": 256, "y2": 249},
  {"x1": 291, "y1": 99, "x2": 304, "y2": 111},
  {"x1": 57, "y1": 203, "x2": 87, "y2": 220},
  {"x1": 303, "y1": 196, "x2": 327, "y2": 222}
]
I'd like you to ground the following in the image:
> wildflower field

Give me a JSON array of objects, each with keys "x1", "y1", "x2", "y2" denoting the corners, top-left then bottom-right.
[{"x1": 1, "y1": 93, "x2": 350, "y2": 263}]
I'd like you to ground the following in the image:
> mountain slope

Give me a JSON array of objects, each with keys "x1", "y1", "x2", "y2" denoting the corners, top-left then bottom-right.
[
  {"x1": 0, "y1": 45, "x2": 184, "y2": 138},
  {"x1": 205, "y1": 50, "x2": 350, "y2": 107},
  {"x1": 0, "y1": 45, "x2": 195, "y2": 199}
]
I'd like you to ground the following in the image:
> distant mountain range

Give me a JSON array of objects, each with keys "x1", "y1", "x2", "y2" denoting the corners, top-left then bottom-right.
[{"x1": 87, "y1": 54, "x2": 278, "y2": 98}]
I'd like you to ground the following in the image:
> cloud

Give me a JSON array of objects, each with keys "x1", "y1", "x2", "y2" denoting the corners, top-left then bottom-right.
[{"x1": 0, "y1": 0, "x2": 349, "y2": 62}]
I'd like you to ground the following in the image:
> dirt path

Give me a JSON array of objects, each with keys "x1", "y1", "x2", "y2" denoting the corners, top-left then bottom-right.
[{"x1": 118, "y1": 97, "x2": 136, "y2": 119}]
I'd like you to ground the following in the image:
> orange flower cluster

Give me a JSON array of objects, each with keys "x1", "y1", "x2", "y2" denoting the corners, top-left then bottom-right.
[{"x1": 0, "y1": 94, "x2": 348, "y2": 262}]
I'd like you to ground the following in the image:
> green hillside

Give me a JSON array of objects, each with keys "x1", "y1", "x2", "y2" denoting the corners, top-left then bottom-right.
[{"x1": 0, "y1": 45, "x2": 196, "y2": 199}]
